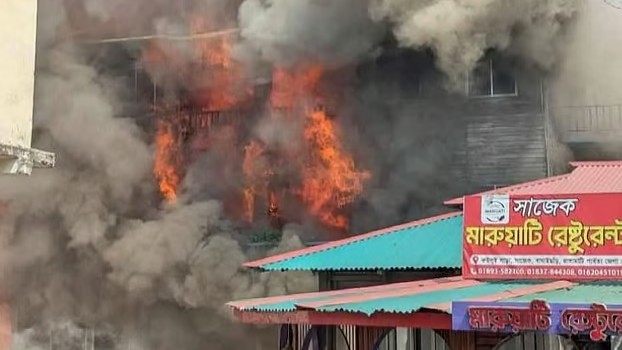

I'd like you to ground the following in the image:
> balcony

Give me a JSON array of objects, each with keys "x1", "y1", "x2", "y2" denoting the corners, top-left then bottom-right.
[{"x1": 553, "y1": 104, "x2": 622, "y2": 143}]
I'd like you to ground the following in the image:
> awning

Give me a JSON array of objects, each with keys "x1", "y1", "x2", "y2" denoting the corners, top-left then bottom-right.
[
  {"x1": 244, "y1": 212, "x2": 463, "y2": 272},
  {"x1": 227, "y1": 277, "x2": 578, "y2": 329}
]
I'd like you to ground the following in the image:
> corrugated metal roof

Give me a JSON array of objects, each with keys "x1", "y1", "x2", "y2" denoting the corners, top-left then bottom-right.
[
  {"x1": 227, "y1": 277, "x2": 575, "y2": 316},
  {"x1": 244, "y1": 212, "x2": 463, "y2": 271},
  {"x1": 233, "y1": 277, "x2": 466, "y2": 312},
  {"x1": 316, "y1": 282, "x2": 538, "y2": 315},
  {"x1": 507, "y1": 282, "x2": 622, "y2": 304},
  {"x1": 444, "y1": 161, "x2": 622, "y2": 205}
]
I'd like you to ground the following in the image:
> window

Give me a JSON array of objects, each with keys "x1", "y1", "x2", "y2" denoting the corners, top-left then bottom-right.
[{"x1": 467, "y1": 58, "x2": 518, "y2": 97}]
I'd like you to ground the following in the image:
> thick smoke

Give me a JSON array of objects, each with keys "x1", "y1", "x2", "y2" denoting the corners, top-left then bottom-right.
[
  {"x1": 0, "y1": 1, "x2": 314, "y2": 349},
  {"x1": 552, "y1": 0, "x2": 622, "y2": 106},
  {"x1": 346, "y1": 95, "x2": 468, "y2": 231},
  {"x1": 237, "y1": 0, "x2": 385, "y2": 67},
  {"x1": 237, "y1": 0, "x2": 578, "y2": 87},
  {"x1": 370, "y1": 0, "x2": 578, "y2": 88},
  {"x1": 548, "y1": 0, "x2": 622, "y2": 161},
  {"x1": 0, "y1": 0, "x2": 599, "y2": 348}
]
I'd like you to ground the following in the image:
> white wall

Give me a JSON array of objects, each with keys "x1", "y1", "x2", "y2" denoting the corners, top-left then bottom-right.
[{"x1": 0, "y1": 0, "x2": 37, "y2": 149}]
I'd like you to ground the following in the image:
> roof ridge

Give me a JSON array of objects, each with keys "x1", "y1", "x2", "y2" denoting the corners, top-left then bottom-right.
[
  {"x1": 444, "y1": 173, "x2": 571, "y2": 205},
  {"x1": 570, "y1": 161, "x2": 622, "y2": 167},
  {"x1": 243, "y1": 211, "x2": 463, "y2": 269}
]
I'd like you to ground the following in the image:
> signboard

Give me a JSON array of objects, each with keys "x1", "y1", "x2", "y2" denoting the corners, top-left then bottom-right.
[
  {"x1": 452, "y1": 300, "x2": 622, "y2": 342},
  {"x1": 463, "y1": 193, "x2": 622, "y2": 280}
]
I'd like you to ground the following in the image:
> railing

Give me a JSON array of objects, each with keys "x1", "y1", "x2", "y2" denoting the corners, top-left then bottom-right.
[{"x1": 553, "y1": 104, "x2": 622, "y2": 133}]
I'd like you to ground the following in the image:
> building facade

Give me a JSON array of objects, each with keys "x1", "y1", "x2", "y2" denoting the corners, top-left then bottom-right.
[{"x1": 228, "y1": 162, "x2": 622, "y2": 350}]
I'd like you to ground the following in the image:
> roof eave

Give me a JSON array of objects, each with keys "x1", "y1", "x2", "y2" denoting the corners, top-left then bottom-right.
[{"x1": 243, "y1": 212, "x2": 463, "y2": 270}]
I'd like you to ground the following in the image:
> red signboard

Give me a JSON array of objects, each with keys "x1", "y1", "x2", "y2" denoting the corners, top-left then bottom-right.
[{"x1": 463, "y1": 193, "x2": 622, "y2": 280}]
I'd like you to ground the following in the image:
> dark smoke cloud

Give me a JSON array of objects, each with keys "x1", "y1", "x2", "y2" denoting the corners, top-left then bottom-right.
[
  {"x1": 237, "y1": 0, "x2": 385, "y2": 67},
  {"x1": 0, "y1": 0, "x2": 593, "y2": 348},
  {"x1": 0, "y1": 1, "x2": 314, "y2": 349},
  {"x1": 236, "y1": 0, "x2": 577, "y2": 88},
  {"x1": 369, "y1": 0, "x2": 578, "y2": 88}
]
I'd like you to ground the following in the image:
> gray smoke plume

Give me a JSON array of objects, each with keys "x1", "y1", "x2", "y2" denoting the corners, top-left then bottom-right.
[
  {"x1": 369, "y1": 0, "x2": 578, "y2": 88},
  {"x1": 0, "y1": 1, "x2": 314, "y2": 349},
  {"x1": 548, "y1": 0, "x2": 622, "y2": 160},
  {"x1": 237, "y1": 0, "x2": 385, "y2": 67},
  {"x1": 236, "y1": 0, "x2": 578, "y2": 88},
  {"x1": 0, "y1": 0, "x2": 599, "y2": 348},
  {"x1": 552, "y1": 0, "x2": 622, "y2": 106}
]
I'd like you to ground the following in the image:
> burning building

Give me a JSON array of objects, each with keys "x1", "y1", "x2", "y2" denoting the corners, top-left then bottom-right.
[
  {"x1": 89, "y1": 28, "x2": 374, "y2": 241},
  {"x1": 2, "y1": 0, "x2": 622, "y2": 349}
]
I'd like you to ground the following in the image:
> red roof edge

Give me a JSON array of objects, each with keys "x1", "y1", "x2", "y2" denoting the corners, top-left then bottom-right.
[
  {"x1": 444, "y1": 161, "x2": 622, "y2": 206},
  {"x1": 569, "y1": 161, "x2": 622, "y2": 168},
  {"x1": 243, "y1": 211, "x2": 463, "y2": 269},
  {"x1": 428, "y1": 280, "x2": 575, "y2": 312},
  {"x1": 443, "y1": 173, "x2": 571, "y2": 206},
  {"x1": 227, "y1": 276, "x2": 464, "y2": 310}
]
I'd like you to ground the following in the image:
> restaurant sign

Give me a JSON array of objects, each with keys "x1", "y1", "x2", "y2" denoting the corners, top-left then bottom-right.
[
  {"x1": 463, "y1": 193, "x2": 622, "y2": 280},
  {"x1": 452, "y1": 301, "x2": 622, "y2": 342}
]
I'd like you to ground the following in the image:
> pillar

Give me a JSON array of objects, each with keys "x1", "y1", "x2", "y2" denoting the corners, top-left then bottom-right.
[{"x1": 0, "y1": 0, "x2": 55, "y2": 175}]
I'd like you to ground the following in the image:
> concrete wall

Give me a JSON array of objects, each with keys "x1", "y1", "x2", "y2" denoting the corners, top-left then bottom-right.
[{"x1": 0, "y1": 0, "x2": 37, "y2": 149}]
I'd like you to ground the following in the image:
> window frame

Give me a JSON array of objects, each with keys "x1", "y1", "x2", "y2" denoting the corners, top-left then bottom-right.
[{"x1": 466, "y1": 58, "x2": 519, "y2": 98}]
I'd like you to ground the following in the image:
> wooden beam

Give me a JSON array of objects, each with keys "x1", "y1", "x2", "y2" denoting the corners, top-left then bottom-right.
[{"x1": 232, "y1": 310, "x2": 452, "y2": 330}]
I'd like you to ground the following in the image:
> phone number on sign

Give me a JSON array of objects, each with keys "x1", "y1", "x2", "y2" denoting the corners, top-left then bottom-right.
[{"x1": 474, "y1": 267, "x2": 622, "y2": 277}]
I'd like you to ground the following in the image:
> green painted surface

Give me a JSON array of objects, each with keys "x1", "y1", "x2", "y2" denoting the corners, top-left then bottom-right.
[{"x1": 261, "y1": 214, "x2": 463, "y2": 271}]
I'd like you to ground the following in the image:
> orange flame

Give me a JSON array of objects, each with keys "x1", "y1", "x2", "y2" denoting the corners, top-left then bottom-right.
[
  {"x1": 190, "y1": 18, "x2": 253, "y2": 110},
  {"x1": 144, "y1": 17, "x2": 369, "y2": 231},
  {"x1": 268, "y1": 65, "x2": 370, "y2": 231},
  {"x1": 147, "y1": 19, "x2": 253, "y2": 204},
  {"x1": 154, "y1": 119, "x2": 181, "y2": 202},
  {"x1": 300, "y1": 108, "x2": 371, "y2": 230},
  {"x1": 242, "y1": 140, "x2": 267, "y2": 223},
  {"x1": 270, "y1": 65, "x2": 324, "y2": 110}
]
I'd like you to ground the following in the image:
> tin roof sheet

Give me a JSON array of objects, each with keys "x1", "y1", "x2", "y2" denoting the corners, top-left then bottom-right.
[
  {"x1": 244, "y1": 212, "x2": 463, "y2": 271},
  {"x1": 227, "y1": 277, "x2": 577, "y2": 316},
  {"x1": 316, "y1": 282, "x2": 537, "y2": 315},
  {"x1": 506, "y1": 282, "x2": 622, "y2": 304},
  {"x1": 444, "y1": 161, "x2": 622, "y2": 205}
]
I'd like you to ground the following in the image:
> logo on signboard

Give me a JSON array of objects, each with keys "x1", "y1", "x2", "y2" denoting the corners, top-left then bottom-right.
[{"x1": 481, "y1": 195, "x2": 509, "y2": 224}]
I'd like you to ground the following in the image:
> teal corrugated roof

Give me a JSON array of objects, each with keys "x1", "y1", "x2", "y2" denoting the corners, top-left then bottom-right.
[
  {"x1": 244, "y1": 212, "x2": 463, "y2": 271},
  {"x1": 228, "y1": 277, "x2": 622, "y2": 322},
  {"x1": 246, "y1": 291, "x2": 365, "y2": 313},
  {"x1": 228, "y1": 277, "x2": 560, "y2": 316}
]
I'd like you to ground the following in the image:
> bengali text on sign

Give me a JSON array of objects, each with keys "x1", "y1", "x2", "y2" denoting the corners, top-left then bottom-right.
[
  {"x1": 463, "y1": 193, "x2": 622, "y2": 280},
  {"x1": 452, "y1": 301, "x2": 622, "y2": 342}
]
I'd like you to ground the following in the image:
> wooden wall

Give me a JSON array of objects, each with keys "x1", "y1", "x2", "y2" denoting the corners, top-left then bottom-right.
[{"x1": 460, "y1": 79, "x2": 548, "y2": 191}]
